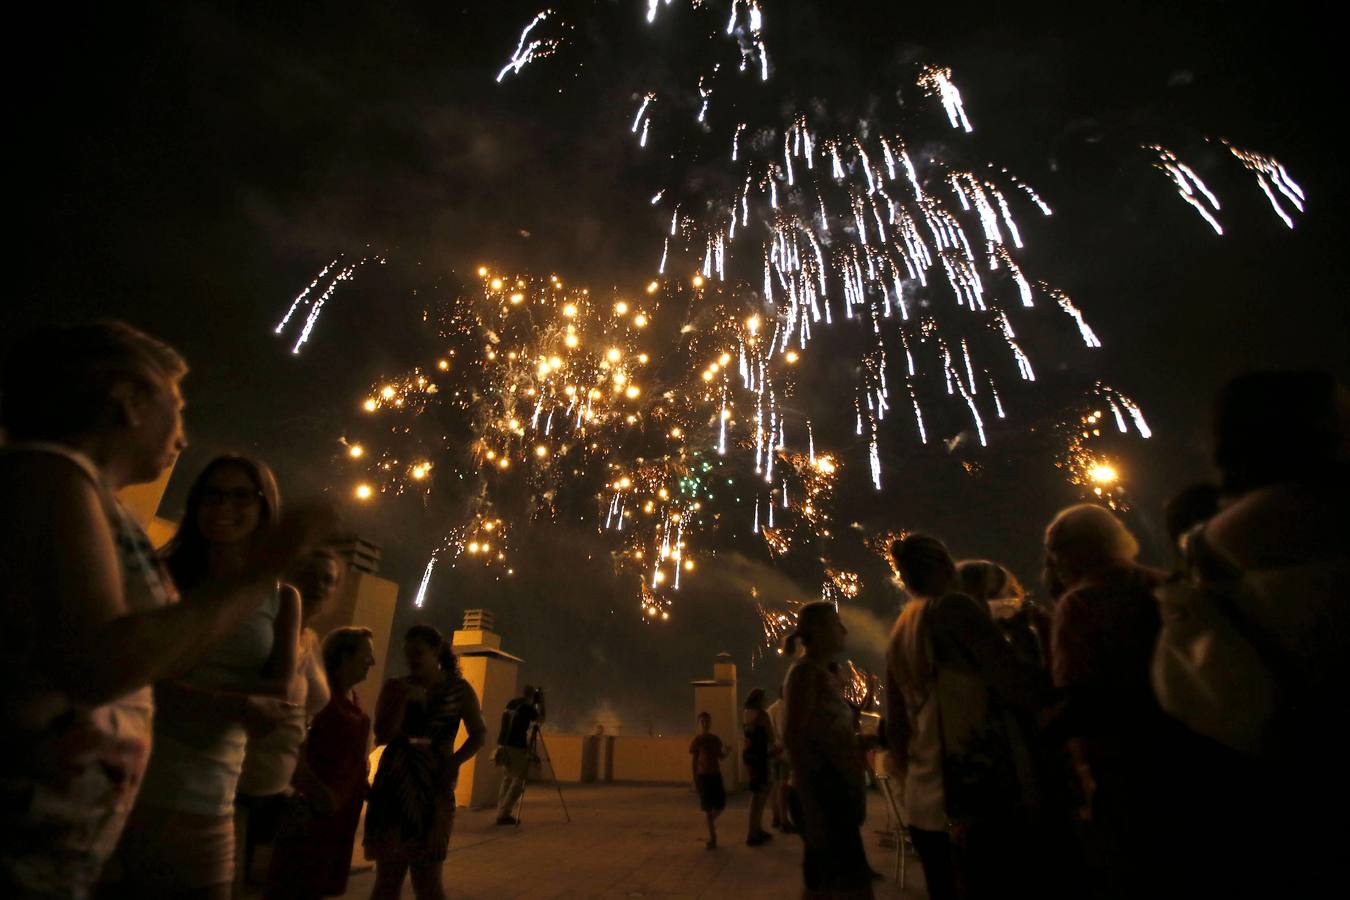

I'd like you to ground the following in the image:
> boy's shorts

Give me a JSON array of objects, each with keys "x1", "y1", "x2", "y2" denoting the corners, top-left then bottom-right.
[{"x1": 696, "y1": 773, "x2": 726, "y2": 812}]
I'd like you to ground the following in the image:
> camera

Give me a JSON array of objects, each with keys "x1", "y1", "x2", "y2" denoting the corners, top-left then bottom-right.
[{"x1": 531, "y1": 687, "x2": 545, "y2": 705}]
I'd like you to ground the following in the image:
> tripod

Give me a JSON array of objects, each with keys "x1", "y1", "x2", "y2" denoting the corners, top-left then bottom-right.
[{"x1": 514, "y1": 722, "x2": 571, "y2": 825}]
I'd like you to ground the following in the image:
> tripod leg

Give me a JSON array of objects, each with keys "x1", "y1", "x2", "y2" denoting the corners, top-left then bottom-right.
[{"x1": 535, "y1": 731, "x2": 571, "y2": 823}]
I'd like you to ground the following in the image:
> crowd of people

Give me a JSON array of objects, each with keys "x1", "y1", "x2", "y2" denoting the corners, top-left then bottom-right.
[
  {"x1": 725, "y1": 368, "x2": 1345, "y2": 900},
  {"x1": 1, "y1": 319, "x2": 1344, "y2": 900},
  {"x1": 0, "y1": 322, "x2": 485, "y2": 900}
]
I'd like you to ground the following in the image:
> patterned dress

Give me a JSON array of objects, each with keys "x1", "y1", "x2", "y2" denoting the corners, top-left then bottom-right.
[
  {"x1": 0, "y1": 445, "x2": 177, "y2": 898},
  {"x1": 363, "y1": 676, "x2": 476, "y2": 863}
]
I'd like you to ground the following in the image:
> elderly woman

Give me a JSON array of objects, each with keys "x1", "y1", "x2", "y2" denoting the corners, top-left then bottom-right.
[
  {"x1": 265, "y1": 626, "x2": 376, "y2": 900},
  {"x1": 1044, "y1": 504, "x2": 1189, "y2": 897},
  {"x1": 0, "y1": 322, "x2": 326, "y2": 898}
]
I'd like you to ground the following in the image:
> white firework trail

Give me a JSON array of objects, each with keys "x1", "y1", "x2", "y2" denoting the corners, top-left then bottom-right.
[
  {"x1": 275, "y1": 257, "x2": 338, "y2": 334},
  {"x1": 413, "y1": 553, "x2": 437, "y2": 608},
  {"x1": 496, "y1": 10, "x2": 562, "y2": 83}
]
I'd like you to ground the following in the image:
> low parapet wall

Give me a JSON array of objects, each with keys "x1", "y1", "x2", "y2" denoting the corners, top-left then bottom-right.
[{"x1": 531, "y1": 734, "x2": 696, "y2": 785}]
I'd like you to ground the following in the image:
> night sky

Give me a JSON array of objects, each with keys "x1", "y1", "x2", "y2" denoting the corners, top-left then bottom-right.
[{"x1": 11, "y1": 1, "x2": 1347, "y2": 732}]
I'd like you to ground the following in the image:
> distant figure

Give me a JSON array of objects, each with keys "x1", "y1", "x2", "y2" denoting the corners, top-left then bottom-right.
[
  {"x1": 108, "y1": 455, "x2": 307, "y2": 898},
  {"x1": 265, "y1": 626, "x2": 376, "y2": 900},
  {"x1": 741, "y1": 687, "x2": 775, "y2": 846},
  {"x1": 887, "y1": 536, "x2": 1049, "y2": 900},
  {"x1": 236, "y1": 548, "x2": 343, "y2": 885},
  {"x1": 782, "y1": 602, "x2": 874, "y2": 900},
  {"x1": 765, "y1": 687, "x2": 794, "y2": 833},
  {"x1": 957, "y1": 559, "x2": 1051, "y2": 670},
  {"x1": 1153, "y1": 371, "x2": 1350, "y2": 897},
  {"x1": 494, "y1": 684, "x2": 545, "y2": 826},
  {"x1": 365, "y1": 625, "x2": 487, "y2": 900},
  {"x1": 689, "y1": 711, "x2": 729, "y2": 849},
  {"x1": 1, "y1": 323, "x2": 323, "y2": 897},
  {"x1": 1044, "y1": 504, "x2": 1190, "y2": 896}
]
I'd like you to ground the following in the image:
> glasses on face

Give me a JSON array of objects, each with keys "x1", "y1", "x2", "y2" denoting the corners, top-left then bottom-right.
[{"x1": 200, "y1": 487, "x2": 263, "y2": 507}]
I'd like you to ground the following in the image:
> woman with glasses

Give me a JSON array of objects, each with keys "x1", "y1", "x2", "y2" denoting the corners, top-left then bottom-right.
[
  {"x1": 105, "y1": 455, "x2": 303, "y2": 898},
  {"x1": 0, "y1": 323, "x2": 328, "y2": 899}
]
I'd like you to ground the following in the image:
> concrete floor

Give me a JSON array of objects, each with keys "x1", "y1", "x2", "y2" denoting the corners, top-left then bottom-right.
[{"x1": 340, "y1": 783, "x2": 923, "y2": 899}]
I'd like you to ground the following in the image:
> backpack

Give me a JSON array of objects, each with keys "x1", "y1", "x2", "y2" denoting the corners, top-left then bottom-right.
[{"x1": 1151, "y1": 527, "x2": 1298, "y2": 760}]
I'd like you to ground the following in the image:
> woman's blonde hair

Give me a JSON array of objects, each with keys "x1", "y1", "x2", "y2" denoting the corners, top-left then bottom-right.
[{"x1": 1044, "y1": 504, "x2": 1139, "y2": 581}]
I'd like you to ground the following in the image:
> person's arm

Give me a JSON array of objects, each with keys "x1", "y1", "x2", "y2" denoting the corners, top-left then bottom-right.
[
  {"x1": 0, "y1": 457, "x2": 327, "y2": 706},
  {"x1": 690, "y1": 740, "x2": 699, "y2": 786},
  {"x1": 153, "y1": 680, "x2": 296, "y2": 733},
  {"x1": 255, "y1": 585, "x2": 301, "y2": 696},
  {"x1": 372, "y1": 679, "x2": 409, "y2": 747},
  {"x1": 450, "y1": 683, "x2": 488, "y2": 769},
  {"x1": 883, "y1": 642, "x2": 911, "y2": 778}
]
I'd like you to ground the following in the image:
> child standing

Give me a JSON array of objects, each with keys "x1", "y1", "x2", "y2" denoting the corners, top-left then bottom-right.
[{"x1": 689, "y1": 712, "x2": 729, "y2": 849}]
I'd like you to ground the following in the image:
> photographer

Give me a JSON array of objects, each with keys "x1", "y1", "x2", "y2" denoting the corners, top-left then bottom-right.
[{"x1": 493, "y1": 685, "x2": 545, "y2": 825}]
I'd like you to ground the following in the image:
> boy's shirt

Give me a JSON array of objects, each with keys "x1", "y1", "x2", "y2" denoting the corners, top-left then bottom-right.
[{"x1": 689, "y1": 733, "x2": 724, "y2": 775}]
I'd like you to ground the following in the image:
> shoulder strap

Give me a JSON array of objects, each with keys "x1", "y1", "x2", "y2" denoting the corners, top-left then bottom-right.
[{"x1": 1188, "y1": 529, "x2": 1305, "y2": 702}]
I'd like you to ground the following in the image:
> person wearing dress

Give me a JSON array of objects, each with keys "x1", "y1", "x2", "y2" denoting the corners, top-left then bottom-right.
[
  {"x1": 0, "y1": 322, "x2": 325, "y2": 898},
  {"x1": 265, "y1": 626, "x2": 376, "y2": 899},
  {"x1": 364, "y1": 625, "x2": 487, "y2": 900}
]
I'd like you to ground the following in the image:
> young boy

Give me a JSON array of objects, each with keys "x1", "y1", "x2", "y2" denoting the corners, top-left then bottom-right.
[{"x1": 689, "y1": 712, "x2": 729, "y2": 849}]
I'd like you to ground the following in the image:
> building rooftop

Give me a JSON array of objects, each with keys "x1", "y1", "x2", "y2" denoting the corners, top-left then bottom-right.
[{"x1": 340, "y1": 784, "x2": 916, "y2": 899}]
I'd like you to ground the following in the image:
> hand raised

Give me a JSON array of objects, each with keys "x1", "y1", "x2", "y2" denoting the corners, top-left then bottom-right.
[{"x1": 245, "y1": 501, "x2": 342, "y2": 579}]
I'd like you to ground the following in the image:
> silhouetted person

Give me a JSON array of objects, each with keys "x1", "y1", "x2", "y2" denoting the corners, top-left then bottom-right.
[
  {"x1": 265, "y1": 626, "x2": 376, "y2": 900},
  {"x1": 1045, "y1": 504, "x2": 1197, "y2": 897},
  {"x1": 110, "y1": 456, "x2": 304, "y2": 898},
  {"x1": 887, "y1": 537, "x2": 1049, "y2": 900},
  {"x1": 689, "y1": 711, "x2": 729, "y2": 849},
  {"x1": 494, "y1": 684, "x2": 544, "y2": 825},
  {"x1": 1154, "y1": 371, "x2": 1350, "y2": 897},
  {"x1": 765, "y1": 686, "x2": 793, "y2": 833},
  {"x1": 958, "y1": 559, "x2": 1051, "y2": 671},
  {"x1": 365, "y1": 625, "x2": 487, "y2": 900},
  {"x1": 742, "y1": 687, "x2": 774, "y2": 846},
  {"x1": 783, "y1": 602, "x2": 874, "y2": 900}
]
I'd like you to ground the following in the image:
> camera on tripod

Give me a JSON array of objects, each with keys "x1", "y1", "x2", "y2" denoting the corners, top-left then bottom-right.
[{"x1": 529, "y1": 686, "x2": 545, "y2": 706}]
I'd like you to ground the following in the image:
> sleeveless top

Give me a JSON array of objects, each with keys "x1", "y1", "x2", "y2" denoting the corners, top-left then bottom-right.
[
  {"x1": 136, "y1": 584, "x2": 283, "y2": 817},
  {"x1": 0, "y1": 443, "x2": 177, "y2": 897},
  {"x1": 238, "y1": 627, "x2": 330, "y2": 797}
]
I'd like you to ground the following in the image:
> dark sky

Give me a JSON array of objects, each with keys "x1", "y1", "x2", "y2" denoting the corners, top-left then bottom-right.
[{"x1": 11, "y1": 1, "x2": 1346, "y2": 732}]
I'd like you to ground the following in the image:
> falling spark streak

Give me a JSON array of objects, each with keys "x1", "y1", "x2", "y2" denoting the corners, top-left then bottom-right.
[
  {"x1": 275, "y1": 258, "x2": 337, "y2": 334},
  {"x1": 1149, "y1": 146, "x2": 1223, "y2": 234},
  {"x1": 291, "y1": 260, "x2": 367, "y2": 354},
  {"x1": 919, "y1": 65, "x2": 973, "y2": 132},
  {"x1": 413, "y1": 553, "x2": 437, "y2": 608},
  {"x1": 496, "y1": 10, "x2": 561, "y2": 83},
  {"x1": 1225, "y1": 142, "x2": 1305, "y2": 228}
]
